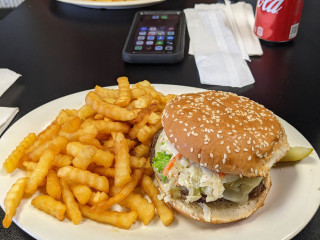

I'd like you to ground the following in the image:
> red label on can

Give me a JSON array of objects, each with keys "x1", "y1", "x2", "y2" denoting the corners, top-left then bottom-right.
[{"x1": 254, "y1": 0, "x2": 304, "y2": 42}]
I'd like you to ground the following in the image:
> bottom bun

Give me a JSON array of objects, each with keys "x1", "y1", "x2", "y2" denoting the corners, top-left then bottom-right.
[{"x1": 155, "y1": 173, "x2": 271, "y2": 224}]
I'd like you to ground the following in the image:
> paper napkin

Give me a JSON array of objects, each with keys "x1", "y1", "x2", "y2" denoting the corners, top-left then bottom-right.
[
  {"x1": 190, "y1": 2, "x2": 263, "y2": 58},
  {"x1": 184, "y1": 8, "x2": 255, "y2": 87},
  {"x1": 0, "y1": 107, "x2": 19, "y2": 135},
  {"x1": 0, "y1": 68, "x2": 21, "y2": 135},
  {"x1": 0, "y1": 68, "x2": 21, "y2": 97}
]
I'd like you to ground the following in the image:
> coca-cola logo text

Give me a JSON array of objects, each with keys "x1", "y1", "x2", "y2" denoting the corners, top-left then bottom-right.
[{"x1": 257, "y1": 0, "x2": 284, "y2": 14}]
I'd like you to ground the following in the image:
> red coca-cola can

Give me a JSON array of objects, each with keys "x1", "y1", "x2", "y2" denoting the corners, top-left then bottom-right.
[{"x1": 254, "y1": 0, "x2": 304, "y2": 42}]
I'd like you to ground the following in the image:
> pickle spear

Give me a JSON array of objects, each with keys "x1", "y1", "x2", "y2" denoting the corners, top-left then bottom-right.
[{"x1": 279, "y1": 146, "x2": 313, "y2": 162}]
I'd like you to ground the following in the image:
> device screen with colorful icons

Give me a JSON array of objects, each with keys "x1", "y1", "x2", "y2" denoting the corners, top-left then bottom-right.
[{"x1": 122, "y1": 11, "x2": 186, "y2": 64}]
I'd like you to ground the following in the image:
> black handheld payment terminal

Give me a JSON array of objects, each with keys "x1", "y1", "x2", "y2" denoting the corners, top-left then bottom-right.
[{"x1": 122, "y1": 11, "x2": 186, "y2": 64}]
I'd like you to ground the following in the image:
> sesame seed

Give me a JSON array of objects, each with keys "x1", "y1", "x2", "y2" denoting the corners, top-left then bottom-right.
[{"x1": 190, "y1": 147, "x2": 193, "y2": 152}]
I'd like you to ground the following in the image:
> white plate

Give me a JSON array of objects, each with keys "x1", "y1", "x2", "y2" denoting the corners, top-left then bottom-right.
[
  {"x1": 1, "y1": 84, "x2": 320, "y2": 240},
  {"x1": 57, "y1": 0, "x2": 165, "y2": 9}
]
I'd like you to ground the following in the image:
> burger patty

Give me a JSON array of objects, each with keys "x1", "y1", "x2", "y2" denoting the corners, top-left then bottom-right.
[
  {"x1": 150, "y1": 129, "x2": 266, "y2": 202},
  {"x1": 150, "y1": 129, "x2": 162, "y2": 161},
  {"x1": 180, "y1": 181, "x2": 266, "y2": 204}
]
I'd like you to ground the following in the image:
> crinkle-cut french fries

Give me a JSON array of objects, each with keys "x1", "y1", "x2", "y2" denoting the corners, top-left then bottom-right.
[
  {"x1": 31, "y1": 195, "x2": 66, "y2": 221},
  {"x1": 92, "y1": 169, "x2": 143, "y2": 212},
  {"x1": 88, "y1": 191, "x2": 109, "y2": 206},
  {"x1": 2, "y1": 78, "x2": 177, "y2": 229},
  {"x1": 57, "y1": 166, "x2": 109, "y2": 193},
  {"x1": 60, "y1": 179, "x2": 82, "y2": 225},
  {"x1": 25, "y1": 148, "x2": 57, "y2": 195},
  {"x1": 112, "y1": 132, "x2": 132, "y2": 188},
  {"x1": 3, "y1": 133, "x2": 36, "y2": 173},
  {"x1": 141, "y1": 175, "x2": 175, "y2": 226},
  {"x1": 2, "y1": 177, "x2": 28, "y2": 228},
  {"x1": 46, "y1": 169, "x2": 62, "y2": 200},
  {"x1": 71, "y1": 184, "x2": 92, "y2": 205},
  {"x1": 85, "y1": 91, "x2": 136, "y2": 121},
  {"x1": 80, "y1": 205, "x2": 137, "y2": 229},
  {"x1": 119, "y1": 192, "x2": 155, "y2": 225},
  {"x1": 114, "y1": 77, "x2": 131, "y2": 107},
  {"x1": 67, "y1": 141, "x2": 114, "y2": 168}
]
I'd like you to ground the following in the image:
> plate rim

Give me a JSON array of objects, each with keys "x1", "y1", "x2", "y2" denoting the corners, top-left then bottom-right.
[
  {"x1": 1, "y1": 84, "x2": 320, "y2": 240},
  {"x1": 57, "y1": 0, "x2": 166, "y2": 9}
]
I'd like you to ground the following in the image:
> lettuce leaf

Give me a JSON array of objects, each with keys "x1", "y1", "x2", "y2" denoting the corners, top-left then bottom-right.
[{"x1": 152, "y1": 151, "x2": 172, "y2": 181}]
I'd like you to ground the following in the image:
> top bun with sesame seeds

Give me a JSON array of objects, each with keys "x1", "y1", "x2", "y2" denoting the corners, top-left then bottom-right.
[{"x1": 161, "y1": 90, "x2": 289, "y2": 178}]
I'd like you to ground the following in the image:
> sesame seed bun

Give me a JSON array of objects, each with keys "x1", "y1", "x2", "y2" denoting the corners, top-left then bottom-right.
[
  {"x1": 155, "y1": 172, "x2": 271, "y2": 223},
  {"x1": 162, "y1": 91, "x2": 289, "y2": 177}
]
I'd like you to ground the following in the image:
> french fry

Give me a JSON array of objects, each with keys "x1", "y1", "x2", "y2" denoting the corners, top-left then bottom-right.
[
  {"x1": 3, "y1": 133, "x2": 36, "y2": 173},
  {"x1": 85, "y1": 91, "x2": 136, "y2": 121},
  {"x1": 55, "y1": 110, "x2": 73, "y2": 125},
  {"x1": 52, "y1": 154, "x2": 72, "y2": 168},
  {"x1": 22, "y1": 161, "x2": 37, "y2": 171},
  {"x1": 92, "y1": 169, "x2": 143, "y2": 211},
  {"x1": 88, "y1": 191, "x2": 109, "y2": 206},
  {"x1": 94, "y1": 85, "x2": 119, "y2": 99},
  {"x1": 114, "y1": 77, "x2": 131, "y2": 107},
  {"x1": 31, "y1": 195, "x2": 66, "y2": 221},
  {"x1": 119, "y1": 193, "x2": 155, "y2": 225},
  {"x1": 25, "y1": 148, "x2": 56, "y2": 195},
  {"x1": 2, "y1": 177, "x2": 28, "y2": 228},
  {"x1": 131, "y1": 143, "x2": 150, "y2": 157},
  {"x1": 77, "y1": 105, "x2": 95, "y2": 120},
  {"x1": 67, "y1": 141, "x2": 114, "y2": 169},
  {"x1": 131, "y1": 103, "x2": 159, "y2": 125},
  {"x1": 141, "y1": 175, "x2": 174, "y2": 226},
  {"x1": 94, "y1": 120, "x2": 130, "y2": 135},
  {"x1": 133, "y1": 95, "x2": 152, "y2": 109},
  {"x1": 130, "y1": 88, "x2": 146, "y2": 99},
  {"x1": 112, "y1": 132, "x2": 131, "y2": 188},
  {"x1": 46, "y1": 170, "x2": 62, "y2": 200},
  {"x1": 61, "y1": 116, "x2": 81, "y2": 133},
  {"x1": 137, "y1": 121, "x2": 162, "y2": 146},
  {"x1": 129, "y1": 156, "x2": 147, "y2": 168},
  {"x1": 80, "y1": 205, "x2": 137, "y2": 229},
  {"x1": 143, "y1": 160, "x2": 154, "y2": 176},
  {"x1": 134, "y1": 80, "x2": 165, "y2": 101},
  {"x1": 79, "y1": 134, "x2": 102, "y2": 149},
  {"x1": 26, "y1": 124, "x2": 60, "y2": 154},
  {"x1": 91, "y1": 167, "x2": 115, "y2": 178},
  {"x1": 71, "y1": 184, "x2": 92, "y2": 205},
  {"x1": 57, "y1": 166, "x2": 109, "y2": 193},
  {"x1": 147, "y1": 112, "x2": 161, "y2": 125},
  {"x1": 72, "y1": 145, "x2": 96, "y2": 170},
  {"x1": 28, "y1": 136, "x2": 68, "y2": 162},
  {"x1": 128, "y1": 114, "x2": 150, "y2": 140},
  {"x1": 60, "y1": 179, "x2": 82, "y2": 225}
]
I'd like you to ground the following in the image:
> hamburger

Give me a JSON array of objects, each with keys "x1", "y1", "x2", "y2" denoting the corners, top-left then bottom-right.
[{"x1": 150, "y1": 91, "x2": 289, "y2": 223}]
